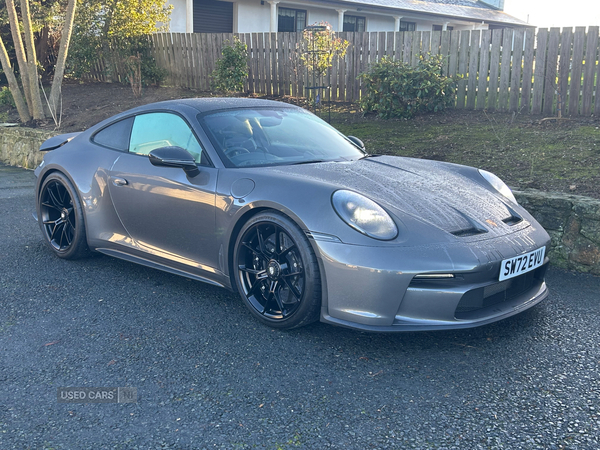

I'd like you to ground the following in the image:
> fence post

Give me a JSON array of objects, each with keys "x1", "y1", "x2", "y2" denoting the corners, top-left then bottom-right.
[
  {"x1": 568, "y1": 27, "x2": 586, "y2": 116},
  {"x1": 582, "y1": 27, "x2": 599, "y2": 116},
  {"x1": 456, "y1": 30, "x2": 470, "y2": 108},
  {"x1": 543, "y1": 28, "x2": 560, "y2": 115},
  {"x1": 509, "y1": 29, "x2": 525, "y2": 112},
  {"x1": 498, "y1": 29, "x2": 513, "y2": 112},
  {"x1": 466, "y1": 30, "x2": 480, "y2": 110},
  {"x1": 531, "y1": 28, "x2": 548, "y2": 115},
  {"x1": 477, "y1": 30, "x2": 491, "y2": 110}
]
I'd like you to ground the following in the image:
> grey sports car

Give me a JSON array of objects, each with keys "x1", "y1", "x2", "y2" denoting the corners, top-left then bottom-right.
[{"x1": 34, "y1": 98, "x2": 550, "y2": 331}]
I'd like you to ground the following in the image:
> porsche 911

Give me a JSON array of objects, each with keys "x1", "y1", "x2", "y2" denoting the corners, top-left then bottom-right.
[{"x1": 34, "y1": 98, "x2": 550, "y2": 331}]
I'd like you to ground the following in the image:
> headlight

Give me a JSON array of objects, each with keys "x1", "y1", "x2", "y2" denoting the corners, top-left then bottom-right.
[
  {"x1": 479, "y1": 169, "x2": 517, "y2": 204},
  {"x1": 332, "y1": 190, "x2": 398, "y2": 240}
]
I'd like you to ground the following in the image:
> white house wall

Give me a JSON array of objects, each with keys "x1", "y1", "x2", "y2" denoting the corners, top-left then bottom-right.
[
  {"x1": 168, "y1": 0, "x2": 187, "y2": 32},
  {"x1": 170, "y1": 0, "x2": 494, "y2": 33},
  {"x1": 237, "y1": 0, "x2": 270, "y2": 33},
  {"x1": 362, "y1": 14, "x2": 395, "y2": 32},
  {"x1": 304, "y1": 5, "x2": 338, "y2": 30}
]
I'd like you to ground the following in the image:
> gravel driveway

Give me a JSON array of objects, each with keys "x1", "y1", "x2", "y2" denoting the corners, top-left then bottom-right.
[{"x1": 1, "y1": 164, "x2": 599, "y2": 449}]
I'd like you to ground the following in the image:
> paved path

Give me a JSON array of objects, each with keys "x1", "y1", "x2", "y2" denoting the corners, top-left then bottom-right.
[{"x1": 1, "y1": 164, "x2": 599, "y2": 449}]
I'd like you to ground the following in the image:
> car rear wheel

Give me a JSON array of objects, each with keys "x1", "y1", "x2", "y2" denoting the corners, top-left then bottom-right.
[
  {"x1": 38, "y1": 172, "x2": 89, "y2": 259},
  {"x1": 233, "y1": 211, "x2": 321, "y2": 329}
]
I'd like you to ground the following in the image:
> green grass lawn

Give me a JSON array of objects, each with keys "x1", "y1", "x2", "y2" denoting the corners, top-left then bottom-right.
[{"x1": 326, "y1": 108, "x2": 600, "y2": 199}]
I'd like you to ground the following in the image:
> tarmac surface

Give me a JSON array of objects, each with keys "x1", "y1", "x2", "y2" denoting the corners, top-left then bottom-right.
[{"x1": 1, "y1": 164, "x2": 599, "y2": 449}]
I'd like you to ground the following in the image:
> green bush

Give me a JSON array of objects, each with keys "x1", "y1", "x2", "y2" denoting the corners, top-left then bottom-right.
[
  {"x1": 211, "y1": 37, "x2": 248, "y2": 94},
  {"x1": 122, "y1": 36, "x2": 167, "y2": 86},
  {"x1": 358, "y1": 55, "x2": 459, "y2": 119},
  {"x1": 0, "y1": 86, "x2": 16, "y2": 108}
]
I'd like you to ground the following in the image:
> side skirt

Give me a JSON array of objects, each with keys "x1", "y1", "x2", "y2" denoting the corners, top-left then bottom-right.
[{"x1": 95, "y1": 247, "x2": 226, "y2": 288}]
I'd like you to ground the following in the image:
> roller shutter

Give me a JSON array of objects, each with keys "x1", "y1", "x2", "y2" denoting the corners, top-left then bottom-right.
[{"x1": 193, "y1": 0, "x2": 233, "y2": 33}]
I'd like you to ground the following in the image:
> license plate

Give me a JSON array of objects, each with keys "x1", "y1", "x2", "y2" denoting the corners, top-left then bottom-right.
[{"x1": 499, "y1": 247, "x2": 546, "y2": 281}]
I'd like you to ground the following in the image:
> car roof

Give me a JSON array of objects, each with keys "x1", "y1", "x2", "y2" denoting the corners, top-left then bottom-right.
[
  {"x1": 84, "y1": 97, "x2": 301, "y2": 136},
  {"x1": 127, "y1": 97, "x2": 299, "y2": 114}
]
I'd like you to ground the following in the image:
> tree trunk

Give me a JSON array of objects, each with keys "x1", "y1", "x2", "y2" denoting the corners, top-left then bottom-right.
[
  {"x1": 5, "y1": 0, "x2": 33, "y2": 115},
  {"x1": 101, "y1": 0, "x2": 119, "y2": 81},
  {"x1": 49, "y1": 0, "x2": 77, "y2": 119},
  {"x1": 19, "y1": 0, "x2": 45, "y2": 120},
  {"x1": 0, "y1": 37, "x2": 31, "y2": 123}
]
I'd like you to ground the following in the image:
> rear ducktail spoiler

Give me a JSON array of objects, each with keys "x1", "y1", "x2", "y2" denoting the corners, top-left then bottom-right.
[{"x1": 39, "y1": 132, "x2": 80, "y2": 151}]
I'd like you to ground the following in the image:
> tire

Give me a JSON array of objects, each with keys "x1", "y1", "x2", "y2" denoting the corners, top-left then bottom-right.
[
  {"x1": 38, "y1": 172, "x2": 90, "y2": 259},
  {"x1": 233, "y1": 211, "x2": 321, "y2": 329}
]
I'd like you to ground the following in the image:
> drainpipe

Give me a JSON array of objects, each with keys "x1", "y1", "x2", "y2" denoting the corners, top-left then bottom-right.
[
  {"x1": 268, "y1": 1, "x2": 279, "y2": 32},
  {"x1": 442, "y1": 22, "x2": 450, "y2": 31}
]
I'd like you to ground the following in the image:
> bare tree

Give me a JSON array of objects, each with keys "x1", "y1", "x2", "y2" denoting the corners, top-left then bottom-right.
[
  {"x1": 19, "y1": 0, "x2": 46, "y2": 120},
  {"x1": 0, "y1": 0, "x2": 77, "y2": 125},
  {"x1": 5, "y1": 0, "x2": 33, "y2": 114},
  {"x1": 49, "y1": 0, "x2": 77, "y2": 119},
  {"x1": 0, "y1": 37, "x2": 31, "y2": 123}
]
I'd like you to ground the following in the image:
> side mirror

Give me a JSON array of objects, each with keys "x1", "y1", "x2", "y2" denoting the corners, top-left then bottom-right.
[
  {"x1": 347, "y1": 136, "x2": 365, "y2": 151},
  {"x1": 149, "y1": 146, "x2": 199, "y2": 176}
]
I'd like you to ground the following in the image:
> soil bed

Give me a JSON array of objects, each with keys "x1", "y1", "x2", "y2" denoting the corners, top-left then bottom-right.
[{"x1": 2, "y1": 81, "x2": 599, "y2": 199}]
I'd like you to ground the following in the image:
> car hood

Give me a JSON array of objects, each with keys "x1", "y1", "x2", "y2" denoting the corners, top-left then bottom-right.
[{"x1": 268, "y1": 156, "x2": 525, "y2": 238}]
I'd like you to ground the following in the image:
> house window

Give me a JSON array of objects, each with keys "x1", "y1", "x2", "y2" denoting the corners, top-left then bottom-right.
[
  {"x1": 278, "y1": 8, "x2": 307, "y2": 32},
  {"x1": 399, "y1": 21, "x2": 416, "y2": 32},
  {"x1": 343, "y1": 15, "x2": 366, "y2": 32},
  {"x1": 433, "y1": 24, "x2": 454, "y2": 31}
]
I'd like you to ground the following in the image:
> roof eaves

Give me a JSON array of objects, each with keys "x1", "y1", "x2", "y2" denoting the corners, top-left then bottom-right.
[{"x1": 310, "y1": 0, "x2": 529, "y2": 26}]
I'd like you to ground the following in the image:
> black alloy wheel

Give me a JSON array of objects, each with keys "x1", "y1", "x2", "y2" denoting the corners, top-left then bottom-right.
[
  {"x1": 38, "y1": 172, "x2": 89, "y2": 259},
  {"x1": 234, "y1": 212, "x2": 321, "y2": 329}
]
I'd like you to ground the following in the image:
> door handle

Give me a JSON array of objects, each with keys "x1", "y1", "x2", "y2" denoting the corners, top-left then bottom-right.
[{"x1": 112, "y1": 177, "x2": 128, "y2": 186}]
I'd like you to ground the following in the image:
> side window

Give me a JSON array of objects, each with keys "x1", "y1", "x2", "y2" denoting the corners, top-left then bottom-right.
[
  {"x1": 92, "y1": 117, "x2": 134, "y2": 151},
  {"x1": 129, "y1": 113, "x2": 204, "y2": 164}
]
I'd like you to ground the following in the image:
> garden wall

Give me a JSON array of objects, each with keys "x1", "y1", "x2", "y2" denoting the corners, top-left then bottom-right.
[
  {"x1": 0, "y1": 126, "x2": 48, "y2": 169},
  {"x1": 515, "y1": 191, "x2": 600, "y2": 275},
  {"x1": 1, "y1": 127, "x2": 598, "y2": 275}
]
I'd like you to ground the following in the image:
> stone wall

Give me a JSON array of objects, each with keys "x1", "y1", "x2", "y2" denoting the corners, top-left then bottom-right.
[
  {"x1": 515, "y1": 191, "x2": 600, "y2": 275},
  {"x1": 1, "y1": 126, "x2": 599, "y2": 275},
  {"x1": 0, "y1": 127, "x2": 52, "y2": 169}
]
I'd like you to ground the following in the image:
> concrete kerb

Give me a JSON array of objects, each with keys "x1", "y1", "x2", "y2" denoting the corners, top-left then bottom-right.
[{"x1": 1, "y1": 126, "x2": 599, "y2": 275}]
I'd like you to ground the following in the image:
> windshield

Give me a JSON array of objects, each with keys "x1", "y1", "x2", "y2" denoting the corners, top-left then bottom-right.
[{"x1": 198, "y1": 107, "x2": 365, "y2": 167}]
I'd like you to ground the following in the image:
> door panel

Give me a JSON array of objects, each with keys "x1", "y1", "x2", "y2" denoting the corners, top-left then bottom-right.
[{"x1": 108, "y1": 153, "x2": 219, "y2": 274}]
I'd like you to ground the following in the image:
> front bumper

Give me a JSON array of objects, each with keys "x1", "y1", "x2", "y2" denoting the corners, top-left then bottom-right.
[{"x1": 310, "y1": 225, "x2": 551, "y2": 332}]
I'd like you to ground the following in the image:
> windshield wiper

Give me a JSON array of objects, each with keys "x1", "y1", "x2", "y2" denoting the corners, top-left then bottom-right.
[{"x1": 289, "y1": 159, "x2": 329, "y2": 165}]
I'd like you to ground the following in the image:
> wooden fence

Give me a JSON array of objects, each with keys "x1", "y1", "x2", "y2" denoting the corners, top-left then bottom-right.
[{"x1": 88, "y1": 28, "x2": 600, "y2": 116}]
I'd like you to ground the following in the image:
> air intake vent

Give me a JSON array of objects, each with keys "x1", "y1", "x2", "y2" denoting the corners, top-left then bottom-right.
[
  {"x1": 451, "y1": 227, "x2": 488, "y2": 237},
  {"x1": 502, "y1": 215, "x2": 523, "y2": 226}
]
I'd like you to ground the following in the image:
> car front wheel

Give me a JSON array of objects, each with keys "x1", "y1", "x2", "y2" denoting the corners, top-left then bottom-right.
[{"x1": 233, "y1": 211, "x2": 321, "y2": 329}]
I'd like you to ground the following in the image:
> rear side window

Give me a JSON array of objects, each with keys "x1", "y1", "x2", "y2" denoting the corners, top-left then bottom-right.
[
  {"x1": 92, "y1": 117, "x2": 134, "y2": 151},
  {"x1": 129, "y1": 112, "x2": 204, "y2": 164}
]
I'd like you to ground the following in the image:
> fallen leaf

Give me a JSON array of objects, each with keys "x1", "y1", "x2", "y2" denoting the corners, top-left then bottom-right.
[
  {"x1": 107, "y1": 359, "x2": 116, "y2": 366},
  {"x1": 44, "y1": 341, "x2": 60, "y2": 346}
]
